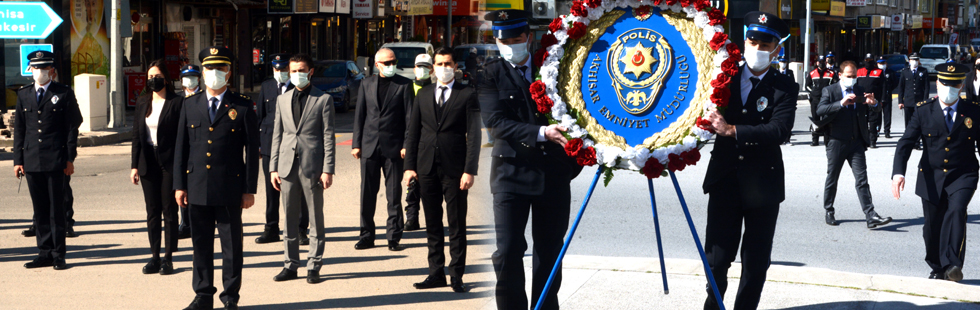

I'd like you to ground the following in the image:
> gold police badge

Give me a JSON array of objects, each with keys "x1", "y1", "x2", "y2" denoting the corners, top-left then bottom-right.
[
  {"x1": 966, "y1": 117, "x2": 973, "y2": 129},
  {"x1": 607, "y1": 28, "x2": 673, "y2": 115},
  {"x1": 228, "y1": 109, "x2": 238, "y2": 121}
]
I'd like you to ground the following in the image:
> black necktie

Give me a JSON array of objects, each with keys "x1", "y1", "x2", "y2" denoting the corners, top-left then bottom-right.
[
  {"x1": 749, "y1": 77, "x2": 760, "y2": 90},
  {"x1": 209, "y1": 97, "x2": 218, "y2": 123},
  {"x1": 37, "y1": 88, "x2": 44, "y2": 104},
  {"x1": 945, "y1": 107, "x2": 954, "y2": 131},
  {"x1": 438, "y1": 86, "x2": 448, "y2": 107},
  {"x1": 518, "y1": 66, "x2": 529, "y2": 83},
  {"x1": 845, "y1": 88, "x2": 854, "y2": 109}
]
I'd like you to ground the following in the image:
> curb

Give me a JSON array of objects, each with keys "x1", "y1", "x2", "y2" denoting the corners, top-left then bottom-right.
[
  {"x1": 537, "y1": 255, "x2": 980, "y2": 303},
  {"x1": 0, "y1": 128, "x2": 132, "y2": 148}
]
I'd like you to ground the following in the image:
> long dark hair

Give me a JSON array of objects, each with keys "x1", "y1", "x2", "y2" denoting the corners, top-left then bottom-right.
[{"x1": 145, "y1": 59, "x2": 172, "y2": 117}]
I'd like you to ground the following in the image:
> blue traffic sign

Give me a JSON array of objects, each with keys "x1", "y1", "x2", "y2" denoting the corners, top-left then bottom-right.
[
  {"x1": 20, "y1": 44, "x2": 53, "y2": 76},
  {"x1": 0, "y1": 2, "x2": 63, "y2": 39}
]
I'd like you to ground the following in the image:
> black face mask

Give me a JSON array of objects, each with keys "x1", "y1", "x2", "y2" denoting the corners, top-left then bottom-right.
[
  {"x1": 148, "y1": 77, "x2": 166, "y2": 92},
  {"x1": 975, "y1": 62, "x2": 980, "y2": 70}
]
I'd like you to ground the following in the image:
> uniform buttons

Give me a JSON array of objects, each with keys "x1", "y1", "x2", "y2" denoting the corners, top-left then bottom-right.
[
  {"x1": 208, "y1": 140, "x2": 212, "y2": 144},
  {"x1": 742, "y1": 109, "x2": 747, "y2": 114},
  {"x1": 37, "y1": 129, "x2": 41, "y2": 133},
  {"x1": 38, "y1": 139, "x2": 42, "y2": 142},
  {"x1": 38, "y1": 120, "x2": 41, "y2": 123},
  {"x1": 944, "y1": 169, "x2": 948, "y2": 173},
  {"x1": 947, "y1": 137, "x2": 951, "y2": 141},
  {"x1": 945, "y1": 148, "x2": 950, "y2": 152},
  {"x1": 186, "y1": 170, "x2": 190, "y2": 174},
  {"x1": 231, "y1": 129, "x2": 235, "y2": 132},
  {"x1": 37, "y1": 111, "x2": 41, "y2": 114},
  {"x1": 209, "y1": 127, "x2": 214, "y2": 132},
  {"x1": 928, "y1": 134, "x2": 932, "y2": 137},
  {"x1": 738, "y1": 155, "x2": 744, "y2": 160},
  {"x1": 920, "y1": 168, "x2": 923, "y2": 172},
  {"x1": 539, "y1": 145, "x2": 545, "y2": 150},
  {"x1": 206, "y1": 152, "x2": 211, "y2": 157},
  {"x1": 206, "y1": 165, "x2": 211, "y2": 169},
  {"x1": 191, "y1": 125, "x2": 195, "y2": 128},
  {"x1": 944, "y1": 159, "x2": 949, "y2": 163}
]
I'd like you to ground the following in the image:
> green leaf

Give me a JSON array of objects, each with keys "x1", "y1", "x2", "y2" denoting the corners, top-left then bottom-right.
[{"x1": 602, "y1": 167, "x2": 615, "y2": 187}]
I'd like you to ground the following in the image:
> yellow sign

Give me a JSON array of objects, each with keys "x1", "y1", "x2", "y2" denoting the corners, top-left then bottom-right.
[
  {"x1": 483, "y1": 0, "x2": 523, "y2": 10},
  {"x1": 829, "y1": 1, "x2": 845, "y2": 17},
  {"x1": 811, "y1": 0, "x2": 830, "y2": 11}
]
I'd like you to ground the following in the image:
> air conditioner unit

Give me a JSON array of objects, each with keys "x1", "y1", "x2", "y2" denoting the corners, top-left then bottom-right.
[
  {"x1": 531, "y1": 0, "x2": 555, "y2": 20},
  {"x1": 199, "y1": 8, "x2": 219, "y2": 19}
]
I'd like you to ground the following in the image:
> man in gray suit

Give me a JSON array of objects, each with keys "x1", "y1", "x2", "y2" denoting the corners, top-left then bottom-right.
[{"x1": 269, "y1": 53, "x2": 336, "y2": 284}]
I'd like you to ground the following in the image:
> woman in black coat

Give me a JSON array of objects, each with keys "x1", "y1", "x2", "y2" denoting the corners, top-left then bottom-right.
[
  {"x1": 966, "y1": 56, "x2": 980, "y2": 104},
  {"x1": 130, "y1": 59, "x2": 184, "y2": 275}
]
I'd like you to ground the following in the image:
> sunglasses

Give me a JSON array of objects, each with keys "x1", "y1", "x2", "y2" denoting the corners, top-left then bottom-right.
[{"x1": 377, "y1": 60, "x2": 397, "y2": 66}]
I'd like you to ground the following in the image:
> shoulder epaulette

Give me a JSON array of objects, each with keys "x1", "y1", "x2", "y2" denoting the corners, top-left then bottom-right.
[
  {"x1": 18, "y1": 83, "x2": 33, "y2": 90},
  {"x1": 916, "y1": 100, "x2": 929, "y2": 107},
  {"x1": 238, "y1": 93, "x2": 251, "y2": 101}
]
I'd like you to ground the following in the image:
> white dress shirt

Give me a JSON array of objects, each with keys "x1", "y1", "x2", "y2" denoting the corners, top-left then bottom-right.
[
  {"x1": 206, "y1": 89, "x2": 228, "y2": 111},
  {"x1": 740, "y1": 66, "x2": 768, "y2": 104},
  {"x1": 973, "y1": 76, "x2": 980, "y2": 98},
  {"x1": 146, "y1": 98, "x2": 166, "y2": 146},
  {"x1": 435, "y1": 79, "x2": 454, "y2": 105}
]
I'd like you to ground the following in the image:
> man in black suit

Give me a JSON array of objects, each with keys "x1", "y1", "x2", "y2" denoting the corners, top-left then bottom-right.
[
  {"x1": 173, "y1": 46, "x2": 259, "y2": 310},
  {"x1": 701, "y1": 12, "x2": 796, "y2": 310},
  {"x1": 965, "y1": 57, "x2": 980, "y2": 104},
  {"x1": 816, "y1": 61, "x2": 892, "y2": 228},
  {"x1": 254, "y1": 53, "x2": 309, "y2": 245},
  {"x1": 480, "y1": 10, "x2": 583, "y2": 310},
  {"x1": 176, "y1": 64, "x2": 203, "y2": 239},
  {"x1": 893, "y1": 63, "x2": 977, "y2": 282},
  {"x1": 898, "y1": 53, "x2": 930, "y2": 148},
  {"x1": 351, "y1": 47, "x2": 415, "y2": 251},
  {"x1": 404, "y1": 47, "x2": 481, "y2": 293},
  {"x1": 14, "y1": 51, "x2": 83, "y2": 271},
  {"x1": 777, "y1": 57, "x2": 795, "y2": 144}
]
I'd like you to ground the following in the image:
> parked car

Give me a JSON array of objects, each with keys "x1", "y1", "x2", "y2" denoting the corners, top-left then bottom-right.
[
  {"x1": 918, "y1": 44, "x2": 954, "y2": 79},
  {"x1": 882, "y1": 54, "x2": 909, "y2": 74},
  {"x1": 379, "y1": 42, "x2": 434, "y2": 79},
  {"x1": 311, "y1": 60, "x2": 364, "y2": 113}
]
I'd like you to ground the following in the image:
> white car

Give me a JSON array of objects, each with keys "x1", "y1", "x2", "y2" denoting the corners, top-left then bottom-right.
[
  {"x1": 379, "y1": 42, "x2": 434, "y2": 79},
  {"x1": 918, "y1": 44, "x2": 954, "y2": 79}
]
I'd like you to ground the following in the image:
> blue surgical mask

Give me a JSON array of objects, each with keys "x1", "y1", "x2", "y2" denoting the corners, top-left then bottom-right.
[{"x1": 497, "y1": 41, "x2": 529, "y2": 64}]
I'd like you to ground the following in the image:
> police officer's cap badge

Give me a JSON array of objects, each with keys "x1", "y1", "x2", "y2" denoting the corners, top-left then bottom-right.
[
  {"x1": 210, "y1": 48, "x2": 219, "y2": 55},
  {"x1": 229, "y1": 109, "x2": 238, "y2": 121}
]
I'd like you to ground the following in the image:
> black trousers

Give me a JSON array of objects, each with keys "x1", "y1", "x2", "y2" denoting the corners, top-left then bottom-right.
[
  {"x1": 492, "y1": 176, "x2": 571, "y2": 310},
  {"x1": 810, "y1": 97, "x2": 826, "y2": 142},
  {"x1": 139, "y1": 157, "x2": 179, "y2": 260},
  {"x1": 358, "y1": 151, "x2": 404, "y2": 242},
  {"x1": 868, "y1": 105, "x2": 883, "y2": 144},
  {"x1": 823, "y1": 139, "x2": 875, "y2": 215},
  {"x1": 26, "y1": 171, "x2": 67, "y2": 260},
  {"x1": 405, "y1": 186, "x2": 422, "y2": 224},
  {"x1": 418, "y1": 165, "x2": 467, "y2": 279},
  {"x1": 189, "y1": 204, "x2": 243, "y2": 304},
  {"x1": 703, "y1": 174, "x2": 780, "y2": 310},
  {"x1": 922, "y1": 189, "x2": 972, "y2": 273},
  {"x1": 30, "y1": 175, "x2": 74, "y2": 227},
  {"x1": 881, "y1": 100, "x2": 892, "y2": 134},
  {"x1": 261, "y1": 155, "x2": 308, "y2": 232}
]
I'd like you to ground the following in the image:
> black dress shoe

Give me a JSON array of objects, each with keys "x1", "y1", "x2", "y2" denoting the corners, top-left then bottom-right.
[
  {"x1": 825, "y1": 211, "x2": 839, "y2": 226},
  {"x1": 388, "y1": 241, "x2": 404, "y2": 251},
  {"x1": 24, "y1": 257, "x2": 53, "y2": 269},
  {"x1": 299, "y1": 233, "x2": 310, "y2": 246},
  {"x1": 866, "y1": 213, "x2": 892, "y2": 229},
  {"x1": 405, "y1": 220, "x2": 421, "y2": 231},
  {"x1": 223, "y1": 301, "x2": 238, "y2": 310},
  {"x1": 182, "y1": 296, "x2": 213, "y2": 310},
  {"x1": 354, "y1": 239, "x2": 375, "y2": 250},
  {"x1": 413, "y1": 275, "x2": 448, "y2": 289},
  {"x1": 307, "y1": 270, "x2": 321, "y2": 284},
  {"x1": 885, "y1": 133, "x2": 892, "y2": 139},
  {"x1": 22, "y1": 225, "x2": 35, "y2": 237},
  {"x1": 273, "y1": 268, "x2": 298, "y2": 281},
  {"x1": 810, "y1": 141, "x2": 820, "y2": 146},
  {"x1": 178, "y1": 226, "x2": 191, "y2": 240},
  {"x1": 870, "y1": 142, "x2": 877, "y2": 149},
  {"x1": 450, "y1": 276, "x2": 468, "y2": 293},
  {"x1": 254, "y1": 229, "x2": 281, "y2": 244},
  {"x1": 143, "y1": 258, "x2": 161, "y2": 274},
  {"x1": 65, "y1": 226, "x2": 78, "y2": 238},
  {"x1": 929, "y1": 270, "x2": 947, "y2": 280},
  {"x1": 159, "y1": 259, "x2": 174, "y2": 275},
  {"x1": 945, "y1": 266, "x2": 963, "y2": 282},
  {"x1": 52, "y1": 258, "x2": 67, "y2": 270}
]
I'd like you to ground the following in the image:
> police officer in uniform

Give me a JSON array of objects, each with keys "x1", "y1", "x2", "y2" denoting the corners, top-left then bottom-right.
[
  {"x1": 892, "y1": 63, "x2": 976, "y2": 283},
  {"x1": 876, "y1": 56, "x2": 897, "y2": 138},
  {"x1": 702, "y1": 12, "x2": 797, "y2": 309},
  {"x1": 826, "y1": 52, "x2": 839, "y2": 73},
  {"x1": 178, "y1": 64, "x2": 203, "y2": 98},
  {"x1": 174, "y1": 46, "x2": 259, "y2": 310},
  {"x1": 777, "y1": 57, "x2": 794, "y2": 144},
  {"x1": 806, "y1": 55, "x2": 838, "y2": 146},
  {"x1": 480, "y1": 9, "x2": 583, "y2": 310},
  {"x1": 254, "y1": 53, "x2": 310, "y2": 245},
  {"x1": 856, "y1": 54, "x2": 885, "y2": 148},
  {"x1": 13, "y1": 51, "x2": 83, "y2": 270},
  {"x1": 898, "y1": 52, "x2": 930, "y2": 149}
]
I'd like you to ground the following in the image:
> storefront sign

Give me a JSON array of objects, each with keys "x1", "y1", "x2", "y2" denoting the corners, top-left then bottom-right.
[
  {"x1": 337, "y1": 0, "x2": 351, "y2": 14},
  {"x1": 845, "y1": 0, "x2": 865, "y2": 6},
  {"x1": 353, "y1": 0, "x2": 373, "y2": 18},
  {"x1": 922, "y1": 18, "x2": 947, "y2": 29},
  {"x1": 856, "y1": 15, "x2": 872, "y2": 29},
  {"x1": 269, "y1": 0, "x2": 293, "y2": 13},
  {"x1": 433, "y1": 0, "x2": 474, "y2": 15},
  {"x1": 829, "y1": 1, "x2": 845, "y2": 17},
  {"x1": 320, "y1": 0, "x2": 336, "y2": 13},
  {"x1": 485, "y1": 0, "x2": 524, "y2": 10},
  {"x1": 409, "y1": 0, "x2": 433, "y2": 15},
  {"x1": 911, "y1": 15, "x2": 923, "y2": 29},
  {"x1": 20, "y1": 44, "x2": 53, "y2": 76},
  {"x1": 377, "y1": 0, "x2": 385, "y2": 16},
  {"x1": 296, "y1": 0, "x2": 318, "y2": 12},
  {"x1": 878, "y1": 15, "x2": 890, "y2": 29},
  {"x1": 890, "y1": 14, "x2": 904, "y2": 31},
  {"x1": 811, "y1": 0, "x2": 830, "y2": 11},
  {"x1": 252, "y1": 49, "x2": 260, "y2": 65},
  {"x1": 0, "y1": 2, "x2": 63, "y2": 39},
  {"x1": 126, "y1": 72, "x2": 145, "y2": 108}
]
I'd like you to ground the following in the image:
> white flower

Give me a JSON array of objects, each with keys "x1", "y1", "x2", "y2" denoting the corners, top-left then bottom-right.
[
  {"x1": 540, "y1": 66, "x2": 559, "y2": 80},
  {"x1": 702, "y1": 24, "x2": 716, "y2": 39},
  {"x1": 582, "y1": 137, "x2": 594, "y2": 147},
  {"x1": 682, "y1": 5, "x2": 697, "y2": 17},
  {"x1": 656, "y1": 2, "x2": 668, "y2": 10},
  {"x1": 713, "y1": 25, "x2": 724, "y2": 34},
  {"x1": 695, "y1": 12, "x2": 710, "y2": 29},
  {"x1": 669, "y1": 3, "x2": 682, "y2": 12}
]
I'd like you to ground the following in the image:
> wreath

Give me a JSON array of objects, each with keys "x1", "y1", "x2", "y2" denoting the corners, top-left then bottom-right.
[{"x1": 530, "y1": 0, "x2": 734, "y2": 183}]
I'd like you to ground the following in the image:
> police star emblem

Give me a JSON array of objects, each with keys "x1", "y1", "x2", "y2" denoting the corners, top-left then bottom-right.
[
  {"x1": 210, "y1": 48, "x2": 219, "y2": 55},
  {"x1": 35, "y1": 51, "x2": 42, "y2": 58},
  {"x1": 229, "y1": 109, "x2": 238, "y2": 121},
  {"x1": 759, "y1": 14, "x2": 768, "y2": 24},
  {"x1": 499, "y1": 11, "x2": 508, "y2": 20},
  {"x1": 966, "y1": 117, "x2": 973, "y2": 129}
]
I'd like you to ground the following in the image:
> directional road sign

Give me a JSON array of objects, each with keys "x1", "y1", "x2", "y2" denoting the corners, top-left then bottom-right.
[{"x1": 0, "y1": 2, "x2": 63, "y2": 39}]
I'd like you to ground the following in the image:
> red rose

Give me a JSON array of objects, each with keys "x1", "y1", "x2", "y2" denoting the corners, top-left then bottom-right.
[
  {"x1": 652, "y1": 0, "x2": 662, "y2": 5},
  {"x1": 679, "y1": 0, "x2": 691, "y2": 7},
  {"x1": 549, "y1": 18, "x2": 565, "y2": 33},
  {"x1": 530, "y1": 80, "x2": 547, "y2": 98},
  {"x1": 681, "y1": 150, "x2": 701, "y2": 166},
  {"x1": 541, "y1": 33, "x2": 558, "y2": 49},
  {"x1": 711, "y1": 86, "x2": 731, "y2": 108},
  {"x1": 721, "y1": 58, "x2": 739, "y2": 77},
  {"x1": 586, "y1": 0, "x2": 602, "y2": 8},
  {"x1": 665, "y1": 0, "x2": 677, "y2": 5},
  {"x1": 533, "y1": 49, "x2": 550, "y2": 68},
  {"x1": 576, "y1": 147, "x2": 597, "y2": 166},
  {"x1": 693, "y1": 0, "x2": 709, "y2": 10},
  {"x1": 564, "y1": 138, "x2": 584, "y2": 157},
  {"x1": 709, "y1": 32, "x2": 728, "y2": 51},
  {"x1": 696, "y1": 117, "x2": 714, "y2": 132},
  {"x1": 571, "y1": 1, "x2": 588, "y2": 17},
  {"x1": 536, "y1": 95, "x2": 554, "y2": 114},
  {"x1": 635, "y1": 5, "x2": 651, "y2": 17},
  {"x1": 710, "y1": 72, "x2": 731, "y2": 88},
  {"x1": 726, "y1": 43, "x2": 741, "y2": 60},
  {"x1": 708, "y1": 9, "x2": 727, "y2": 25},
  {"x1": 667, "y1": 153, "x2": 686, "y2": 172},
  {"x1": 568, "y1": 22, "x2": 588, "y2": 40},
  {"x1": 642, "y1": 157, "x2": 665, "y2": 179}
]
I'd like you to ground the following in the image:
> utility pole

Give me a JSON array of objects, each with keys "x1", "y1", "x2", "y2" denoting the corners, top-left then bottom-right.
[
  {"x1": 803, "y1": 0, "x2": 812, "y2": 86},
  {"x1": 109, "y1": 0, "x2": 124, "y2": 128},
  {"x1": 447, "y1": 0, "x2": 453, "y2": 47}
]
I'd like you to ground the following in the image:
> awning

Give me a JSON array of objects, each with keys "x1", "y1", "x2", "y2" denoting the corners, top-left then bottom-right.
[{"x1": 484, "y1": 0, "x2": 523, "y2": 11}]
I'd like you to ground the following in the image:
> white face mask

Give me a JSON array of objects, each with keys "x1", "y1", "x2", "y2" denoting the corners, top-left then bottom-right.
[
  {"x1": 779, "y1": 63, "x2": 787, "y2": 70},
  {"x1": 877, "y1": 64, "x2": 886, "y2": 70},
  {"x1": 290, "y1": 72, "x2": 310, "y2": 89},
  {"x1": 497, "y1": 41, "x2": 529, "y2": 64},
  {"x1": 378, "y1": 64, "x2": 396, "y2": 77},
  {"x1": 938, "y1": 84, "x2": 961, "y2": 104},
  {"x1": 203, "y1": 69, "x2": 228, "y2": 90},
  {"x1": 182, "y1": 77, "x2": 199, "y2": 90},
  {"x1": 743, "y1": 47, "x2": 773, "y2": 72},
  {"x1": 910, "y1": 60, "x2": 919, "y2": 68},
  {"x1": 32, "y1": 68, "x2": 51, "y2": 85},
  {"x1": 414, "y1": 67, "x2": 431, "y2": 80},
  {"x1": 435, "y1": 66, "x2": 455, "y2": 83},
  {"x1": 840, "y1": 77, "x2": 856, "y2": 88},
  {"x1": 273, "y1": 70, "x2": 289, "y2": 84}
]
